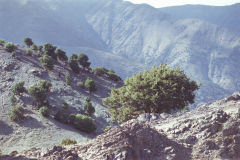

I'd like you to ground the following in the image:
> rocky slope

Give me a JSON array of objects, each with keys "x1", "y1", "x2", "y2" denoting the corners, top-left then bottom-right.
[
  {"x1": 0, "y1": 44, "x2": 121, "y2": 154},
  {"x1": 3, "y1": 92, "x2": 240, "y2": 160}
]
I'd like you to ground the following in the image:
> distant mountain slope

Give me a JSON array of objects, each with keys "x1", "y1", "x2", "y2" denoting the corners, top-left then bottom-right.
[{"x1": 158, "y1": 4, "x2": 240, "y2": 33}]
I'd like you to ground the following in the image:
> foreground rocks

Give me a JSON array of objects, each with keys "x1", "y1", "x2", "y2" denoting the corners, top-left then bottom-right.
[{"x1": 3, "y1": 93, "x2": 240, "y2": 160}]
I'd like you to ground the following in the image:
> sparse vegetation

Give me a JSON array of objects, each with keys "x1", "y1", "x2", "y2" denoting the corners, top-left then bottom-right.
[
  {"x1": 69, "y1": 54, "x2": 80, "y2": 73},
  {"x1": 0, "y1": 39, "x2": 5, "y2": 46},
  {"x1": 61, "y1": 138, "x2": 77, "y2": 146},
  {"x1": 39, "y1": 54, "x2": 54, "y2": 70},
  {"x1": 65, "y1": 72, "x2": 71, "y2": 85},
  {"x1": 83, "y1": 97, "x2": 95, "y2": 116},
  {"x1": 24, "y1": 38, "x2": 33, "y2": 47},
  {"x1": 12, "y1": 81, "x2": 25, "y2": 95},
  {"x1": 78, "y1": 53, "x2": 91, "y2": 69},
  {"x1": 28, "y1": 80, "x2": 52, "y2": 105},
  {"x1": 56, "y1": 49, "x2": 68, "y2": 62},
  {"x1": 10, "y1": 94, "x2": 16, "y2": 105},
  {"x1": 71, "y1": 114, "x2": 96, "y2": 133},
  {"x1": 38, "y1": 45, "x2": 43, "y2": 54},
  {"x1": 84, "y1": 77, "x2": 96, "y2": 93},
  {"x1": 26, "y1": 49, "x2": 33, "y2": 56},
  {"x1": 40, "y1": 106, "x2": 50, "y2": 117},
  {"x1": 44, "y1": 43, "x2": 57, "y2": 59},
  {"x1": 11, "y1": 51, "x2": 16, "y2": 57},
  {"x1": 4, "y1": 42, "x2": 16, "y2": 52},
  {"x1": 93, "y1": 67, "x2": 108, "y2": 76},
  {"x1": 104, "y1": 126, "x2": 112, "y2": 132},
  {"x1": 103, "y1": 64, "x2": 200, "y2": 122},
  {"x1": 93, "y1": 67, "x2": 121, "y2": 82},
  {"x1": 9, "y1": 105, "x2": 24, "y2": 121}
]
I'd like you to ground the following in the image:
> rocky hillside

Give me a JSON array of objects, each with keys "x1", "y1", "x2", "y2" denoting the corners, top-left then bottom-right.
[
  {"x1": 0, "y1": 43, "x2": 121, "y2": 154},
  {"x1": 3, "y1": 93, "x2": 240, "y2": 160}
]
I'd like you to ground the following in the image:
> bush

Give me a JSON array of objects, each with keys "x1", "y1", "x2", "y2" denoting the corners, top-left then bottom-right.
[
  {"x1": 93, "y1": 67, "x2": 108, "y2": 76},
  {"x1": 24, "y1": 38, "x2": 33, "y2": 47},
  {"x1": 65, "y1": 72, "x2": 71, "y2": 85},
  {"x1": 28, "y1": 80, "x2": 52, "y2": 105},
  {"x1": 84, "y1": 77, "x2": 96, "y2": 93},
  {"x1": 40, "y1": 106, "x2": 50, "y2": 117},
  {"x1": 10, "y1": 94, "x2": 16, "y2": 105},
  {"x1": 103, "y1": 64, "x2": 200, "y2": 122},
  {"x1": 83, "y1": 97, "x2": 95, "y2": 116},
  {"x1": 104, "y1": 126, "x2": 112, "y2": 133},
  {"x1": 61, "y1": 138, "x2": 77, "y2": 146},
  {"x1": 54, "y1": 110, "x2": 69, "y2": 124},
  {"x1": 9, "y1": 105, "x2": 24, "y2": 121},
  {"x1": 44, "y1": 43, "x2": 57, "y2": 59},
  {"x1": 107, "y1": 70, "x2": 121, "y2": 82},
  {"x1": 77, "y1": 81, "x2": 84, "y2": 88},
  {"x1": 32, "y1": 44, "x2": 38, "y2": 51},
  {"x1": 11, "y1": 51, "x2": 16, "y2": 57},
  {"x1": 56, "y1": 49, "x2": 68, "y2": 61},
  {"x1": 12, "y1": 81, "x2": 25, "y2": 95},
  {"x1": 38, "y1": 45, "x2": 43, "y2": 53},
  {"x1": 72, "y1": 114, "x2": 96, "y2": 133},
  {"x1": 4, "y1": 42, "x2": 16, "y2": 52},
  {"x1": 69, "y1": 54, "x2": 80, "y2": 73},
  {"x1": 0, "y1": 39, "x2": 5, "y2": 46},
  {"x1": 62, "y1": 102, "x2": 68, "y2": 110},
  {"x1": 26, "y1": 49, "x2": 33, "y2": 56},
  {"x1": 78, "y1": 53, "x2": 90, "y2": 69},
  {"x1": 39, "y1": 54, "x2": 54, "y2": 70}
]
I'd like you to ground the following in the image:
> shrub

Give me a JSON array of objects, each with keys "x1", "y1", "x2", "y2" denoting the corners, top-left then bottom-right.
[
  {"x1": 10, "y1": 94, "x2": 16, "y2": 105},
  {"x1": 0, "y1": 39, "x2": 5, "y2": 46},
  {"x1": 56, "y1": 49, "x2": 68, "y2": 61},
  {"x1": 68, "y1": 113, "x2": 76, "y2": 124},
  {"x1": 28, "y1": 80, "x2": 52, "y2": 105},
  {"x1": 83, "y1": 97, "x2": 95, "y2": 116},
  {"x1": 24, "y1": 38, "x2": 33, "y2": 47},
  {"x1": 26, "y1": 49, "x2": 33, "y2": 56},
  {"x1": 39, "y1": 54, "x2": 54, "y2": 70},
  {"x1": 69, "y1": 54, "x2": 80, "y2": 73},
  {"x1": 77, "y1": 81, "x2": 84, "y2": 88},
  {"x1": 107, "y1": 70, "x2": 121, "y2": 82},
  {"x1": 32, "y1": 44, "x2": 38, "y2": 51},
  {"x1": 84, "y1": 77, "x2": 96, "y2": 93},
  {"x1": 9, "y1": 105, "x2": 24, "y2": 121},
  {"x1": 38, "y1": 45, "x2": 43, "y2": 55},
  {"x1": 103, "y1": 64, "x2": 200, "y2": 122},
  {"x1": 54, "y1": 110, "x2": 69, "y2": 124},
  {"x1": 78, "y1": 53, "x2": 90, "y2": 69},
  {"x1": 62, "y1": 102, "x2": 68, "y2": 110},
  {"x1": 39, "y1": 106, "x2": 50, "y2": 117},
  {"x1": 104, "y1": 126, "x2": 112, "y2": 133},
  {"x1": 61, "y1": 138, "x2": 77, "y2": 146},
  {"x1": 11, "y1": 51, "x2": 16, "y2": 57},
  {"x1": 72, "y1": 114, "x2": 96, "y2": 133},
  {"x1": 4, "y1": 42, "x2": 16, "y2": 52},
  {"x1": 65, "y1": 72, "x2": 71, "y2": 85},
  {"x1": 44, "y1": 43, "x2": 57, "y2": 59},
  {"x1": 93, "y1": 67, "x2": 108, "y2": 76},
  {"x1": 12, "y1": 81, "x2": 25, "y2": 95}
]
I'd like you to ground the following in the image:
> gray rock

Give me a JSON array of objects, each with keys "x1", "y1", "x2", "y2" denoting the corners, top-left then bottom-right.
[{"x1": 160, "y1": 113, "x2": 169, "y2": 119}]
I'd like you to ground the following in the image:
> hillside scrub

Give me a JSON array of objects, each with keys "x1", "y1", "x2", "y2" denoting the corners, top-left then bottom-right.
[
  {"x1": 32, "y1": 44, "x2": 38, "y2": 51},
  {"x1": 78, "y1": 53, "x2": 91, "y2": 69},
  {"x1": 9, "y1": 105, "x2": 25, "y2": 121},
  {"x1": 4, "y1": 42, "x2": 16, "y2": 52},
  {"x1": 71, "y1": 114, "x2": 96, "y2": 133},
  {"x1": 84, "y1": 77, "x2": 97, "y2": 93},
  {"x1": 61, "y1": 138, "x2": 77, "y2": 146},
  {"x1": 39, "y1": 54, "x2": 54, "y2": 70},
  {"x1": 44, "y1": 43, "x2": 57, "y2": 59},
  {"x1": 12, "y1": 81, "x2": 25, "y2": 95},
  {"x1": 103, "y1": 64, "x2": 200, "y2": 122},
  {"x1": 40, "y1": 106, "x2": 50, "y2": 117},
  {"x1": 0, "y1": 39, "x2": 5, "y2": 46},
  {"x1": 83, "y1": 97, "x2": 95, "y2": 116},
  {"x1": 65, "y1": 72, "x2": 71, "y2": 85},
  {"x1": 26, "y1": 49, "x2": 33, "y2": 56},
  {"x1": 56, "y1": 49, "x2": 68, "y2": 61},
  {"x1": 69, "y1": 54, "x2": 80, "y2": 73},
  {"x1": 24, "y1": 38, "x2": 33, "y2": 47},
  {"x1": 93, "y1": 67, "x2": 121, "y2": 81}
]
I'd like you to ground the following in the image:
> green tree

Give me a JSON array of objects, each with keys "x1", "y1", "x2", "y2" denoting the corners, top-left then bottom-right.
[
  {"x1": 83, "y1": 97, "x2": 95, "y2": 116},
  {"x1": 24, "y1": 38, "x2": 33, "y2": 47},
  {"x1": 9, "y1": 105, "x2": 24, "y2": 121},
  {"x1": 65, "y1": 72, "x2": 71, "y2": 85},
  {"x1": 0, "y1": 39, "x2": 5, "y2": 46},
  {"x1": 103, "y1": 64, "x2": 199, "y2": 122},
  {"x1": 84, "y1": 77, "x2": 96, "y2": 93},
  {"x1": 38, "y1": 45, "x2": 43, "y2": 53},
  {"x1": 32, "y1": 44, "x2": 38, "y2": 51},
  {"x1": 56, "y1": 49, "x2": 68, "y2": 61},
  {"x1": 44, "y1": 43, "x2": 57, "y2": 59},
  {"x1": 72, "y1": 114, "x2": 96, "y2": 133},
  {"x1": 78, "y1": 53, "x2": 91, "y2": 69},
  {"x1": 39, "y1": 54, "x2": 54, "y2": 70},
  {"x1": 12, "y1": 81, "x2": 25, "y2": 95},
  {"x1": 61, "y1": 138, "x2": 77, "y2": 146},
  {"x1": 69, "y1": 54, "x2": 80, "y2": 73},
  {"x1": 39, "y1": 106, "x2": 50, "y2": 117},
  {"x1": 4, "y1": 42, "x2": 16, "y2": 52}
]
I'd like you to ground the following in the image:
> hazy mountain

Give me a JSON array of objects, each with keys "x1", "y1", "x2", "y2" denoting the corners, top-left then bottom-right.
[{"x1": 0, "y1": 0, "x2": 240, "y2": 104}]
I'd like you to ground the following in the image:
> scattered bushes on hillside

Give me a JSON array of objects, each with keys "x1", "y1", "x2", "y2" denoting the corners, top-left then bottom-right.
[
  {"x1": 10, "y1": 94, "x2": 16, "y2": 105},
  {"x1": 24, "y1": 38, "x2": 33, "y2": 47},
  {"x1": 69, "y1": 54, "x2": 80, "y2": 73},
  {"x1": 61, "y1": 138, "x2": 77, "y2": 146},
  {"x1": 71, "y1": 114, "x2": 96, "y2": 133},
  {"x1": 9, "y1": 105, "x2": 24, "y2": 121},
  {"x1": 39, "y1": 106, "x2": 50, "y2": 117},
  {"x1": 44, "y1": 43, "x2": 57, "y2": 59},
  {"x1": 12, "y1": 81, "x2": 25, "y2": 95},
  {"x1": 78, "y1": 53, "x2": 91, "y2": 69},
  {"x1": 28, "y1": 80, "x2": 52, "y2": 105},
  {"x1": 93, "y1": 67, "x2": 108, "y2": 76},
  {"x1": 56, "y1": 49, "x2": 68, "y2": 62},
  {"x1": 39, "y1": 54, "x2": 54, "y2": 70},
  {"x1": 84, "y1": 77, "x2": 96, "y2": 93},
  {"x1": 0, "y1": 39, "x2": 5, "y2": 46},
  {"x1": 103, "y1": 64, "x2": 200, "y2": 122},
  {"x1": 26, "y1": 49, "x2": 33, "y2": 56},
  {"x1": 93, "y1": 67, "x2": 121, "y2": 82},
  {"x1": 65, "y1": 72, "x2": 71, "y2": 85},
  {"x1": 83, "y1": 97, "x2": 95, "y2": 116},
  {"x1": 4, "y1": 42, "x2": 16, "y2": 52},
  {"x1": 107, "y1": 69, "x2": 121, "y2": 81}
]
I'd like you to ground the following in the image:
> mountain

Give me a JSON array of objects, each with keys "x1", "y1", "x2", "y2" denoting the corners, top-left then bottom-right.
[
  {"x1": 3, "y1": 93, "x2": 240, "y2": 160},
  {"x1": 0, "y1": 44, "x2": 121, "y2": 154},
  {"x1": 0, "y1": 0, "x2": 240, "y2": 104}
]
